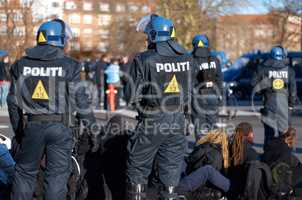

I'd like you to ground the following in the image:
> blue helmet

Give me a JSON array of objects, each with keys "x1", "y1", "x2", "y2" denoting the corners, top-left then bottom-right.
[
  {"x1": 192, "y1": 34, "x2": 209, "y2": 48},
  {"x1": 37, "y1": 19, "x2": 72, "y2": 48},
  {"x1": 270, "y1": 46, "x2": 286, "y2": 60},
  {"x1": 137, "y1": 14, "x2": 175, "y2": 43}
]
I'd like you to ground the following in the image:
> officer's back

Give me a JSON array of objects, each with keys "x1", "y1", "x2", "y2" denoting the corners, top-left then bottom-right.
[
  {"x1": 125, "y1": 15, "x2": 196, "y2": 200},
  {"x1": 127, "y1": 42, "x2": 193, "y2": 112},
  {"x1": 7, "y1": 19, "x2": 95, "y2": 200},
  {"x1": 252, "y1": 47, "x2": 297, "y2": 113}
]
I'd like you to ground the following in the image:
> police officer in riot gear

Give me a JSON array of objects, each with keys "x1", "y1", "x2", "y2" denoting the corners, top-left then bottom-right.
[
  {"x1": 124, "y1": 14, "x2": 194, "y2": 200},
  {"x1": 252, "y1": 45, "x2": 297, "y2": 150},
  {"x1": 7, "y1": 19, "x2": 96, "y2": 200},
  {"x1": 191, "y1": 34, "x2": 223, "y2": 140}
]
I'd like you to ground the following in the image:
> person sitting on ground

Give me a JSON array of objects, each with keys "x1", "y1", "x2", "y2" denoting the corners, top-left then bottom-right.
[
  {"x1": 176, "y1": 129, "x2": 230, "y2": 199},
  {"x1": 227, "y1": 122, "x2": 258, "y2": 199},
  {"x1": 262, "y1": 127, "x2": 302, "y2": 195},
  {"x1": 0, "y1": 134, "x2": 15, "y2": 199}
]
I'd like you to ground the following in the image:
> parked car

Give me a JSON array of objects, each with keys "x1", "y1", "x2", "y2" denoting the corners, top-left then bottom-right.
[{"x1": 223, "y1": 51, "x2": 302, "y2": 106}]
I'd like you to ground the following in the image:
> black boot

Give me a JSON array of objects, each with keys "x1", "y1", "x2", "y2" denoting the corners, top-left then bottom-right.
[
  {"x1": 126, "y1": 183, "x2": 146, "y2": 200},
  {"x1": 159, "y1": 186, "x2": 178, "y2": 200}
]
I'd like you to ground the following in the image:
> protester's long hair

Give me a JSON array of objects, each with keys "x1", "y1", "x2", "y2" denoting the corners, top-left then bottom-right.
[
  {"x1": 231, "y1": 122, "x2": 253, "y2": 167},
  {"x1": 197, "y1": 129, "x2": 229, "y2": 169}
]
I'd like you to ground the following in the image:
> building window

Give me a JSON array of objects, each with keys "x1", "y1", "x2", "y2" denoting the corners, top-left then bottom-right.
[
  {"x1": 65, "y1": 1, "x2": 77, "y2": 10},
  {"x1": 142, "y1": 5, "x2": 150, "y2": 13},
  {"x1": 99, "y1": 29, "x2": 109, "y2": 38},
  {"x1": 13, "y1": 26, "x2": 25, "y2": 36},
  {"x1": 52, "y1": 2, "x2": 60, "y2": 8},
  {"x1": 13, "y1": 12, "x2": 23, "y2": 22},
  {"x1": 116, "y1": 4, "x2": 125, "y2": 12},
  {"x1": 128, "y1": 3, "x2": 139, "y2": 12},
  {"x1": 71, "y1": 41, "x2": 80, "y2": 50},
  {"x1": 83, "y1": 28, "x2": 92, "y2": 35},
  {"x1": 69, "y1": 14, "x2": 81, "y2": 24},
  {"x1": 0, "y1": 13, "x2": 7, "y2": 22},
  {"x1": 98, "y1": 14, "x2": 111, "y2": 26},
  {"x1": 0, "y1": 26, "x2": 7, "y2": 35},
  {"x1": 99, "y1": 3, "x2": 110, "y2": 12},
  {"x1": 83, "y1": 15, "x2": 93, "y2": 24},
  {"x1": 254, "y1": 29, "x2": 266, "y2": 37},
  {"x1": 83, "y1": 41, "x2": 93, "y2": 50},
  {"x1": 83, "y1": 2, "x2": 93, "y2": 11},
  {"x1": 98, "y1": 42, "x2": 108, "y2": 51},
  {"x1": 71, "y1": 27, "x2": 80, "y2": 37}
]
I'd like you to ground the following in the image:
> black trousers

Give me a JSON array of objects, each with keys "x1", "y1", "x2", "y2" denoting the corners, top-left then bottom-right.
[
  {"x1": 11, "y1": 121, "x2": 73, "y2": 200},
  {"x1": 126, "y1": 112, "x2": 186, "y2": 187},
  {"x1": 192, "y1": 94, "x2": 220, "y2": 139}
]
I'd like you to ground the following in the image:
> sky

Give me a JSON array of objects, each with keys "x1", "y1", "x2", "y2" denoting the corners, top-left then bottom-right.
[{"x1": 241, "y1": 0, "x2": 269, "y2": 14}]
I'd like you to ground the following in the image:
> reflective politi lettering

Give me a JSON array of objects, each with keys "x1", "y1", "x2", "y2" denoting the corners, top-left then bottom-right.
[
  {"x1": 156, "y1": 62, "x2": 190, "y2": 72},
  {"x1": 23, "y1": 66, "x2": 63, "y2": 77}
]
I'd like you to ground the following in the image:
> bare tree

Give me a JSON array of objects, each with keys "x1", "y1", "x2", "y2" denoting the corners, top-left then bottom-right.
[
  {"x1": 106, "y1": 0, "x2": 152, "y2": 56},
  {"x1": 157, "y1": 0, "x2": 250, "y2": 49},
  {"x1": 0, "y1": 0, "x2": 42, "y2": 61},
  {"x1": 265, "y1": 0, "x2": 302, "y2": 49}
]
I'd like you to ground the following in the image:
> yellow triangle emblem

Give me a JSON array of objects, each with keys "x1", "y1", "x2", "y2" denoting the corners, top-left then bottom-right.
[
  {"x1": 198, "y1": 40, "x2": 204, "y2": 47},
  {"x1": 38, "y1": 32, "x2": 47, "y2": 43},
  {"x1": 171, "y1": 27, "x2": 176, "y2": 38},
  {"x1": 164, "y1": 74, "x2": 180, "y2": 93},
  {"x1": 32, "y1": 80, "x2": 49, "y2": 100}
]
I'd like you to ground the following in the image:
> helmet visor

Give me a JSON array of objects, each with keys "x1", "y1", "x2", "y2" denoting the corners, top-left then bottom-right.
[
  {"x1": 64, "y1": 23, "x2": 73, "y2": 41},
  {"x1": 136, "y1": 14, "x2": 158, "y2": 33},
  {"x1": 136, "y1": 15, "x2": 152, "y2": 33}
]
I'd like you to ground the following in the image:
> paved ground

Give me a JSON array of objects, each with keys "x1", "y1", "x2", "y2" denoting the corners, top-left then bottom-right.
[{"x1": 0, "y1": 107, "x2": 301, "y2": 160}]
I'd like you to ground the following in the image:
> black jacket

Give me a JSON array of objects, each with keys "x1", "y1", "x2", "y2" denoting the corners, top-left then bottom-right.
[
  {"x1": 192, "y1": 47, "x2": 223, "y2": 95},
  {"x1": 186, "y1": 143, "x2": 223, "y2": 174},
  {"x1": 7, "y1": 45, "x2": 95, "y2": 136},
  {"x1": 124, "y1": 40, "x2": 195, "y2": 112},
  {"x1": 252, "y1": 58, "x2": 297, "y2": 110},
  {"x1": 228, "y1": 142, "x2": 258, "y2": 197},
  {"x1": 0, "y1": 62, "x2": 9, "y2": 81},
  {"x1": 261, "y1": 137, "x2": 300, "y2": 169}
]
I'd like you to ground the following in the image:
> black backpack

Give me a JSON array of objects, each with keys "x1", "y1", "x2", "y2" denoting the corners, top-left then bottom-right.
[
  {"x1": 186, "y1": 143, "x2": 223, "y2": 175},
  {"x1": 242, "y1": 161, "x2": 295, "y2": 200},
  {"x1": 270, "y1": 162, "x2": 295, "y2": 200},
  {"x1": 241, "y1": 161, "x2": 273, "y2": 200}
]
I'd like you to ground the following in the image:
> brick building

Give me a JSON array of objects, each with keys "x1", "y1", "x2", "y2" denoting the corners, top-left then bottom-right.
[
  {"x1": 62, "y1": 0, "x2": 156, "y2": 56},
  {"x1": 216, "y1": 13, "x2": 302, "y2": 61}
]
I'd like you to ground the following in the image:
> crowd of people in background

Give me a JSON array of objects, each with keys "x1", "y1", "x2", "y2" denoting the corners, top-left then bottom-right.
[
  {"x1": 80, "y1": 53, "x2": 131, "y2": 110},
  {"x1": 0, "y1": 51, "x2": 132, "y2": 111}
]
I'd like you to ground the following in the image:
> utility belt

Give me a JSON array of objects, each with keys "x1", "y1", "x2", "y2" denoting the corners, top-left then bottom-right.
[
  {"x1": 143, "y1": 105, "x2": 185, "y2": 113},
  {"x1": 27, "y1": 114, "x2": 64, "y2": 123}
]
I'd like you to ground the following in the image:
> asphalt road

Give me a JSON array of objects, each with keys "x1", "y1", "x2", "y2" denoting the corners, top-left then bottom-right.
[{"x1": 0, "y1": 109, "x2": 301, "y2": 160}]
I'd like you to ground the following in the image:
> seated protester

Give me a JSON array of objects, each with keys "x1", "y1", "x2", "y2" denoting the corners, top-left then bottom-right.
[
  {"x1": 0, "y1": 135, "x2": 14, "y2": 186},
  {"x1": 0, "y1": 135, "x2": 15, "y2": 199},
  {"x1": 177, "y1": 129, "x2": 230, "y2": 199},
  {"x1": 228, "y1": 122, "x2": 258, "y2": 199},
  {"x1": 101, "y1": 114, "x2": 132, "y2": 200},
  {"x1": 262, "y1": 127, "x2": 302, "y2": 197}
]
